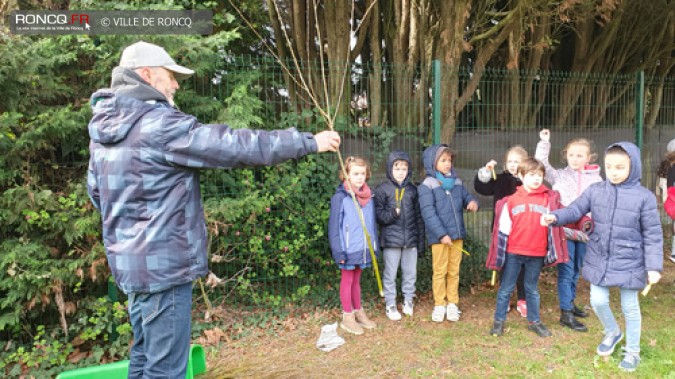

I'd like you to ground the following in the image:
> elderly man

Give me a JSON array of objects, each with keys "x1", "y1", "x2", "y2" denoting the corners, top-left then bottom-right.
[{"x1": 87, "y1": 41, "x2": 340, "y2": 378}]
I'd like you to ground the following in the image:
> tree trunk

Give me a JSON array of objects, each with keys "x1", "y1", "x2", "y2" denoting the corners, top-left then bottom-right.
[
  {"x1": 324, "y1": 0, "x2": 352, "y2": 127},
  {"x1": 368, "y1": 0, "x2": 383, "y2": 128},
  {"x1": 436, "y1": 0, "x2": 471, "y2": 143}
]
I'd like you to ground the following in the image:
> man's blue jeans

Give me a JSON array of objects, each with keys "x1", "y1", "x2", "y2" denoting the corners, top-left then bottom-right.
[
  {"x1": 494, "y1": 253, "x2": 544, "y2": 323},
  {"x1": 558, "y1": 240, "x2": 587, "y2": 310},
  {"x1": 590, "y1": 284, "x2": 641, "y2": 353},
  {"x1": 128, "y1": 282, "x2": 193, "y2": 379}
]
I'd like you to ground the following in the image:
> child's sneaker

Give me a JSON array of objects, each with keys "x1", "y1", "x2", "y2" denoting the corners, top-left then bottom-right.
[
  {"x1": 431, "y1": 305, "x2": 445, "y2": 322},
  {"x1": 341, "y1": 312, "x2": 364, "y2": 335},
  {"x1": 386, "y1": 305, "x2": 402, "y2": 321},
  {"x1": 618, "y1": 351, "x2": 640, "y2": 372},
  {"x1": 596, "y1": 331, "x2": 623, "y2": 356},
  {"x1": 516, "y1": 299, "x2": 527, "y2": 318},
  {"x1": 402, "y1": 300, "x2": 414, "y2": 317},
  {"x1": 446, "y1": 303, "x2": 461, "y2": 322},
  {"x1": 354, "y1": 308, "x2": 377, "y2": 329}
]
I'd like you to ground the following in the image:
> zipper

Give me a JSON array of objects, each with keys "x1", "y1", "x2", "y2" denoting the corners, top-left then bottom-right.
[
  {"x1": 448, "y1": 190, "x2": 461, "y2": 238},
  {"x1": 600, "y1": 185, "x2": 618, "y2": 284},
  {"x1": 345, "y1": 223, "x2": 349, "y2": 252},
  {"x1": 401, "y1": 188, "x2": 408, "y2": 247}
]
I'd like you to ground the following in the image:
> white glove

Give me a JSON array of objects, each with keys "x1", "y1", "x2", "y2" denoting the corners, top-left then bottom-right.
[
  {"x1": 477, "y1": 167, "x2": 492, "y2": 183},
  {"x1": 647, "y1": 271, "x2": 661, "y2": 284}
]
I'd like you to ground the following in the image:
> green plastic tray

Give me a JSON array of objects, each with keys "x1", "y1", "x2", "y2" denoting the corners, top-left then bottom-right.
[{"x1": 56, "y1": 344, "x2": 206, "y2": 379}]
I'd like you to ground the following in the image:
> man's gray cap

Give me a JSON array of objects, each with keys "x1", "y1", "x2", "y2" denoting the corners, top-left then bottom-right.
[{"x1": 119, "y1": 41, "x2": 194, "y2": 81}]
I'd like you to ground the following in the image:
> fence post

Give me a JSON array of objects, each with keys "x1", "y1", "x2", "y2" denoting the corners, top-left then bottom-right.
[
  {"x1": 433, "y1": 60, "x2": 441, "y2": 144},
  {"x1": 108, "y1": 276, "x2": 119, "y2": 342},
  {"x1": 635, "y1": 70, "x2": 645, "y2": 149}
]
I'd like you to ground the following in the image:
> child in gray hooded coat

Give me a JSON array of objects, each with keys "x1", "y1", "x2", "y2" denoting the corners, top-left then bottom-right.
[{"x1": 542, "y1": 142, "x2": 663, "y2": 373}]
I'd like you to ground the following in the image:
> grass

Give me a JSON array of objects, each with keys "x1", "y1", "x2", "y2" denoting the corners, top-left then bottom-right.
[{"x1": 199, "y1": 259, "x2": 675, "y2": 378}]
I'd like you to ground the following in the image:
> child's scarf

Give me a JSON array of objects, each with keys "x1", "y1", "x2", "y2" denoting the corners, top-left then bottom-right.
[
  {"x1": 435, "y1": 171, "x2": 456, "y2": 191},
  {"x1": 343, "y1": 181, "x2": 372, "y2": 207}
]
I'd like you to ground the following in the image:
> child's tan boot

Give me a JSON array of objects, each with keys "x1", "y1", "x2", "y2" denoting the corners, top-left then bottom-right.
[
  {"x1": 341, "y1": 312, "x2": 364, "y2": 335},
  {"x1": 354, "y1": 308, "x2": 377, "y2": 329}
]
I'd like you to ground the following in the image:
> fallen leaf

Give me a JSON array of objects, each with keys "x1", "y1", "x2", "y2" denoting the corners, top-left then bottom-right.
[{"x1": 67, "y1": 349, "x2": 88, "y2": 364}]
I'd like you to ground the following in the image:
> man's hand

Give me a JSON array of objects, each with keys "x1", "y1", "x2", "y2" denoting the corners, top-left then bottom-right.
[
  {"x1": 466, "y1": 201, "x2": 478, "y2": 212},
  {"x1": 647, "y1": 271, "x2": 661, "y2": 284},
  {"x1": 539, "y1": 129, "x2": 550, "y2": 142},
  {"x1": 314, "y1": 131, "x2": 341, "y2": 153},
  {"x1": 541, "y1": 213, "x2": 556, "y2": 226}
]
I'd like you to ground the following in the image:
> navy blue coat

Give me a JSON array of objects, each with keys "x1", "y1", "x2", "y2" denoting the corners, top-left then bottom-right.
[
  {"x1": 374, "y1": 151, "x2": 425, "y2": 252},
  {"x1": 551, "y1": 142, "x2": 663, "y2": 289},
  {"x1": 418, "y1": 145, "x2": 478, "y2": 244}
]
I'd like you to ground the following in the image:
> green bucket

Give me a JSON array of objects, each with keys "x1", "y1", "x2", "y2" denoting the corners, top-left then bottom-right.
[{"x1": 56, "y1": 344, "x2": 206, "y2": 379}]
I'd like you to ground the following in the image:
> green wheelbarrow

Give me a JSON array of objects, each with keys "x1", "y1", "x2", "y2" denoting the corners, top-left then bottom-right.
[{"x1": 56, "y1": 344, "x2": 207, "y2": 379}]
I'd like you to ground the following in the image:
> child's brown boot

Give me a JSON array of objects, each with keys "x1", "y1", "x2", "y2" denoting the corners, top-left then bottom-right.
[
  {"x1": 354, "y1": 308, "x2": 377, "y2": 329},
  {"x1": 340, "y1": 312, "x2": 364, "y2": 335}
]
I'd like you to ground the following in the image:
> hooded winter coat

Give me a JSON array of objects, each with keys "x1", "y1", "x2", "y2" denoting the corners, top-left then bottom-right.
[
  {"x1": 373, "y1": 151, "x2": 425, "y2": 253},
  {"x1": 87, "y1": 68, "x2": 319, "y2": 294},
  {"x1": 550, "y1": 142, "x2": 663, "y2": 289},
  {"x1": 328, "y1": 183, "x2": 378, "y2": 266},
  {"x1": 418, "y1": 144, "x2": 478, "y2": 244}
]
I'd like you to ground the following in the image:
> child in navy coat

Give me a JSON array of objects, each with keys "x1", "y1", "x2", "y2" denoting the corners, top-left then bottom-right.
[{"x1": 418, "y1": 144, "x2": 478, "y2": 323}]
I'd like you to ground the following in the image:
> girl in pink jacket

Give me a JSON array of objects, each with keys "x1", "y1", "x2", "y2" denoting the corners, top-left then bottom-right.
[{"x1": 535, "y1": 129, "x2": 602, "y2": 332}]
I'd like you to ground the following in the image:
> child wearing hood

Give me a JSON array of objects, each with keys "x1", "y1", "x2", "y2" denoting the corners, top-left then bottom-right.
[
  {"x1": 542, "y1": 142, "x2": 663, "y2": 372},
  {"x1": 418, "y1": 145, "x2": 478, "y2": 323},
  {"x1": 374, "y1": 151, "x2": 425, "y2": 320}
]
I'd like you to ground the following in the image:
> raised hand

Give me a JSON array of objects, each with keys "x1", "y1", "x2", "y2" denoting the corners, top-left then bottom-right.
[
  {"x1": 539, "y1": 129, "x2": 550, "y2": 142},
  {"x1": 485, "y1": 159, "x2": 497, "y2": 171},
  {"x1": 314, "y1": 130, "x2": 341, "y2": 152}
]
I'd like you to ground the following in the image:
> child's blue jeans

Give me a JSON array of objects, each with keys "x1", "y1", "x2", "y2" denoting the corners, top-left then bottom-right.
[
  {"x1": 494, "y1": 253, "x2": 544, "y2": 323},
  {"x1": 590, "y1": 284, "x2": 641, "y2": 353},
  {"x1": 557, "y1": 240, "x2": 587, "y2": 310}
]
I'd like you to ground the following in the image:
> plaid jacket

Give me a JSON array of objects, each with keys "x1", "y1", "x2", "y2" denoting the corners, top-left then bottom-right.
[
  {"x1": 87, "y1": 86, "x2": 317, "y2": 294},
  {"x1": 486, "y1": 189, "x2": 569, "y2": 271}
]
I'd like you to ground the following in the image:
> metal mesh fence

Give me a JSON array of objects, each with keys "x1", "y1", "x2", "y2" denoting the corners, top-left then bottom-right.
[{"x1": 181, "y1": 57, "x2": 675, "y2": 310}]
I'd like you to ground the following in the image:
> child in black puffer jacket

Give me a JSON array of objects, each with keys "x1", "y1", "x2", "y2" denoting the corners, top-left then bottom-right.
[{"x1": 374, "y1": 151, "x2": 425, "y2": 320}]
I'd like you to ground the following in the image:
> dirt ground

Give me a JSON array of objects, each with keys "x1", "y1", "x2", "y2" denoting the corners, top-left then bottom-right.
[{"x1": 199, "y1": 260, "x2": 675, "y2": 379}]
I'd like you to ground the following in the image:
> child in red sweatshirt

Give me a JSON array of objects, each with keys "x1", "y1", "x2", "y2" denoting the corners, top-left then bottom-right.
[{"x1": 487, "y1": 158, "x2": 568, "y2": 337}]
